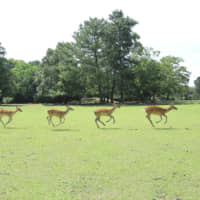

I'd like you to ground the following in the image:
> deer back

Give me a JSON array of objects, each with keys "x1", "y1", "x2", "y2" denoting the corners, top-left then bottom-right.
[
  {"x1": 48, "y1": 109, "x2": 66, "y2": 118},
  {"x1": 145, "y1": 106, "x2": 168, "y2": 115}
]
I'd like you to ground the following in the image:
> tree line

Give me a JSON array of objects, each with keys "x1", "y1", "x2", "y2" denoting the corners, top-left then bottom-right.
[{"x1": 1, "y1": 10, "x2": 198, "y2": 104}]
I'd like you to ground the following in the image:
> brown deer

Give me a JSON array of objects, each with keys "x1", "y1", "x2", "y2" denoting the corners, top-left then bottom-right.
[
  {"x1": 47, "y1": 105, "x2": 74, "y2": 127},
  {"x1": 0, "y1": 106, "x2": 23, "y2": 127},
  {"x1": 94, "y1": 102, "x2": 120, "y2": 128},
  {"x1": 145, "y1": 105, "x2": 178, "y2": 127}
]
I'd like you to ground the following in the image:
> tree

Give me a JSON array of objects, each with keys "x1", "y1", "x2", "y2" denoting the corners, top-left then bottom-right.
[
  {"x1": 103, "y1": 10, "x2": 141, "y2": 102},
  {"x1": 160, "y1": 56, "x2": 190, "y2": 99},
  {"x1": 130, "y1": 48, "x2": 190, "y2": 102},
  {"x1": 55, "y1": 42, "x2": 85, "y2": 101},
  {"x1": 10, "y1": 59, "x2": 39, "y2": 102},
  {"x1": 73, "y1": 17, "x2": 106, "y2": 102},
  {"x1": 36, "y1": 42, "x2": 85, "y2": 102},
  {"x1": 132, "y1": 56, "x2": 162, "y2": 101},
  {"x1": 0, "y1": 43, "x2": 16, "y2": 102},
  {"x1": 194, "y1": 77, "x2": 200, "y2": 97}
]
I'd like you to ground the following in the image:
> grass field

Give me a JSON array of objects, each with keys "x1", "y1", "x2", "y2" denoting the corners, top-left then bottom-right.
[{"x1": 0, "y1": 104, "x2": 200, "y2": 200}]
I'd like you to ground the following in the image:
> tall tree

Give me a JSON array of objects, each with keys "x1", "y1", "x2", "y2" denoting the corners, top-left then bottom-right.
[
  {"x1": 0, "y1": 43, "x2": 15, "y2": 102},
  {"x1": 73, "y1": 17, "x2": 106, "y2": 102},
  {"x1": 104, "y1": 10, "x2": 140, "y2": 102},
  {"x1": 36, "y1": 48, "x2": 61, "y2": 99},
  {"x1": 130, "y1": 48, "x2": 190, "y2": 102},
  {"x1": 160, "y1": 56, "x2": 190, "y2": 99},
  {"x1": 36, "y1": 42, "x2": 84, "y2": 102},
  {"x1": 10, "y1": 59, "x2": 39, "y2": 102},
  {"x1": 131, "y1": 49, "x2": 162, "y2": 101},
  {"x1": 194, "y1": 77, "x2": 200, "y2": 97},
  {"x1": 56, "y1": 42, "x2": 85, "y2": 101}
]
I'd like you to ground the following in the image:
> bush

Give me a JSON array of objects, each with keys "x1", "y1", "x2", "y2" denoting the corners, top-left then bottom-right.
[{"x1": 2, "y1": 97, "x2": 14, "y2": 104}]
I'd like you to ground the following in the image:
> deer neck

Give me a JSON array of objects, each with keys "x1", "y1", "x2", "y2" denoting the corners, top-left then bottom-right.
[
  {"x1": 9, "y1": 110, "x2": 17, "y2": 117},
  {"x1": 166, "y1": 106, "x2": 172, "y2": 113},
  {"x1": 13, "y1": 109, "x2": 18, "y2": 114},
  {"x1": 111, "y1": 106, "x2": 116, "y2": 113},
  {"x1": 64, "y1": 108, "x2": 70, "y2": 115},
  {"x1": 15, "y1": 107, "x2": 20, "y2": 113}
]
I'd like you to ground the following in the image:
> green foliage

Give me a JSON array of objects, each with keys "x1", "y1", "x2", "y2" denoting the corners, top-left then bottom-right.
[
  {"x1": 0, "y1": 10, "x2": 192, "y2": 103},
  {"x1": 73, "y1": 17, "x2": 107, "y2": 101},
  {"x1": 9, "y1": 59, "x2": 39, "y2": 102},
  {"x1": 194, "y1": 76, "x2": 200, "y2": 96},
  {"x1": 0, "y1": 43, "x2": 16, "y2": 101},
  {"x1": 2, "y1": 97, "x2": 13, "y2": 104},
  {"x1": 131, "y1": 48, "x2": 190, "y2": 101},
  {"x1": 35, "y1": 42, "x2": 85, "y2": 102},
  {"x1": 160, "y1": 56, "x2": 190, "y2": 98},
  {"x1": 103, "y1": 10, "x2": 141, "y2": 102}
]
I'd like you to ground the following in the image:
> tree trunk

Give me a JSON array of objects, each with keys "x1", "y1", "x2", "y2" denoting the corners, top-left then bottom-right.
[
  {"x1": 95, "y1": 52, "x2": 103, "y2": 103},
  {"x1": 110, "y1": 79, "x2": 115, "y2": 103},
  {"x1": 120, "y1": 74, "x2": 124, "y2": 103}
]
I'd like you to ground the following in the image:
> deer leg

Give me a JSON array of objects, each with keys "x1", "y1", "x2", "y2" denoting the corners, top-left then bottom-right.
[
  {"x1": 106, "y1": 115, "x2": 115, "y2": 124},
  {"x1": 54, "y1": 120, "x2": 61, "y2": 127},
  {"x1": 95, "y1": 118, "x2": 100, "y2": 128},
  {"x1": 164, "y1": 114, "x2": 168, "y2": 124},
  {"x1": 146, "y1": 115, "x2": 155, "y2": 127},
  {"x1": 106, "y1": 116, "x2": 112, "y2": 123},
  {"x1": 47, "y1": 116, "x2": 55, "y2": 126},
  {"x1": 56, "y1": 118, "x2": 64, "y2": 126},
  {"x1": 52, "y1": 117, "x2": 63, "y2": 127},
  {"x1": 47, "y1": 116, "x2": 51, "y2": 125},
  {"x1": 112, "y1": 115, "x2": 115, "y2": 124},
  {"x1": 98, "y1": 118, "x2": 106, "y2": 126},
  {"x1": 61, "y1": 117, "x2": 65, "y2": 124},
  {"x1": 0, "y1": 118, "x2": 6, "y2": 128},
  {"x1": 6, "y1": 117, "x2": 12, "y2": 126},
  {"x1": 50, "y1": 117, "x2": 56, "y2": 127},
  {"x1": 95, "y1": 117, "x2": 105, "y2": 128},
  {"x1": 156, "y1": 115, "x2": 163, "y2": 123}
]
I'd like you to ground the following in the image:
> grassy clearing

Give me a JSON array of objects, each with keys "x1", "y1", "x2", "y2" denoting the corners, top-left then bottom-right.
[{"x1": 0, "y1": 104, "x2": 200, "y2": 200}]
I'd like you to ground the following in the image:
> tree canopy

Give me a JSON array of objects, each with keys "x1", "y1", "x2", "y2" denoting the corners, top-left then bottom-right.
[{"x1": 0, "y1": 10, "x2": 192, "y2": 104}]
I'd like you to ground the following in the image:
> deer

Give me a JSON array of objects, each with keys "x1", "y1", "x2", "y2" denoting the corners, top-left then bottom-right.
[
  {"x1": 0, "y1": 106, "x2": 23, "y2": 128},
  {"x1": 145, "y1": 104, "x2": 178, "y2": 127},
  {"x1": 47, "y1": 105, "x2": 74, "y2": 127},
  {"x1": 94, "y1": 102, "x2": 120, "y2": 128}
]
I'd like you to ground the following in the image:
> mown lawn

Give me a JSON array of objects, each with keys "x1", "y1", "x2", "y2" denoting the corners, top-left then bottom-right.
[{"x1": 0, "y1": 104, "x2": 200, "y2": 200}]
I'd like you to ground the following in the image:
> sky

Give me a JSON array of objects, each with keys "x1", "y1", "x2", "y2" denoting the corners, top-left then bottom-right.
[{"x1": 0, "y1": 0, "x2": 200, "y2": 86}]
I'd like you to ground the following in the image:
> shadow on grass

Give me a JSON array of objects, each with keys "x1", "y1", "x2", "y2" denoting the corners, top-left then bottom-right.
[
  {"x1": 98, "y1": 127, "x2": 121, "y2": 130},
  {"x1": 154, "y1": 127, "x2": 180, "y2": 130},
  {"x1": 52, "y1": 128, "x2": 80, "y2": 132},
  {"x1": 127, "y1": 128, "x2": 139, "y2": 131},
  {"x1": 4, "y1": 127, "x2": 27, "y2": 130}
]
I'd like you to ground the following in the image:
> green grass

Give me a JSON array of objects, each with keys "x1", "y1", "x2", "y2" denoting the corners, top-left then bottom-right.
[{"x1": 0, "y1": 104, "x2": 200, "y2": 200}]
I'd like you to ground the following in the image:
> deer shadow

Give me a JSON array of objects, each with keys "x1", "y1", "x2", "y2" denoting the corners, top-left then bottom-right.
[
  {"x1": 52, "y1": 128, "x2": 80, "y2": 132},
  {"x1": 3, "y1": 127, "x2": 26, "y2": 130},
  {"x1": 98, "y1": 127, "x2": 121, "y2": 130},
  {"x1": 154, "y1": 127, "x2": 180, "y2": 130}
]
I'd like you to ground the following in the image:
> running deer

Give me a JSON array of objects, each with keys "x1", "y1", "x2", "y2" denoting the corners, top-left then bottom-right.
[
  {"x1": 145, "y1": 105, "x2": 178, "y2": 127},
  {"x1": 0, "y1": 106, "x2": 23, "y2": 127},
  {"x1": 47, "y1": 105, "x2": 74, "y2": 127},
  {"x1": 94, "y1": 102, "x2": 120, "y2": 128}
]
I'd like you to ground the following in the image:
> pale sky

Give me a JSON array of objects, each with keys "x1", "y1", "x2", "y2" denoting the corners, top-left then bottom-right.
[{"x1": 0, "y1": 0, "x2": 200, "y2": 86}]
